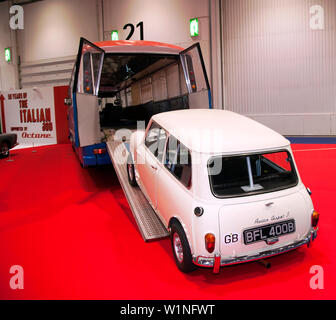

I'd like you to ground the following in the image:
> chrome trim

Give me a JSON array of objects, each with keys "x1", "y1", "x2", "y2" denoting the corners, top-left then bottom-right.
[
  {"x1": 173, "y1": 232, "x2": 184, "y2": 263},
  {"x1": 193, "y1": 228, "x2": 318, "y2": 268}
]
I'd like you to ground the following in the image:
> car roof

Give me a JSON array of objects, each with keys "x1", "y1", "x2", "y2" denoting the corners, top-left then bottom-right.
[
  {"x1": 152, "y1": 109, "x2": 290, "y2": 154},
  {"x1": 94, "y1": 40, "x2": 183, "y2": 55}
]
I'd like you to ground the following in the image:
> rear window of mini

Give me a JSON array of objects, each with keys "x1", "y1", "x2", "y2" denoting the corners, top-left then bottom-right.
[{"x1": 207, "y1": 150, "x2": 298, "y2": 198}]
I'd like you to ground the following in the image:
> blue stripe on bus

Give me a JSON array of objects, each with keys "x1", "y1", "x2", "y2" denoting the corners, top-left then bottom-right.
[
  {"x1": 72, "y1": 93, "x2": 80, "y2": 147},
  {"x1": 208, "y1": 90, "x2": 212, "y2": 109}
]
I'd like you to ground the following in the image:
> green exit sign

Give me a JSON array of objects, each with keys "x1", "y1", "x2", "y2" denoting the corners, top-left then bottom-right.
[
  {"x1": 111, "y1": 30, "x2": 119, "y2": 40},
  {"x1": 5, "y1": 48, "x2": 11, "y2": 62},
  {"x1": 190, "y1": 18, "x2": 199, "y2": 37}
]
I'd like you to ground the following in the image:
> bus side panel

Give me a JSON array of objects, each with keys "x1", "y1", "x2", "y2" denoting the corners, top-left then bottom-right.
[
  {"x1": 69, "y1": 93, "x2": 110, "y2": 167},
  {"x1": 76, "y1": 93, "x2": 101, "y2": 147}
]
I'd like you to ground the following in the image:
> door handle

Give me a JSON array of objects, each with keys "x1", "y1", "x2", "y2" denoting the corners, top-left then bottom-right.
[{"x1": 151, "y1": 165, "x2": 157, "y2": 171}]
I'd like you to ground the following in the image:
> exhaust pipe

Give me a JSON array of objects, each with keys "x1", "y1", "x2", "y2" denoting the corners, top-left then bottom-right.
[{"x1": 258, "y1": 259, "x2": 271, "y2": 269}]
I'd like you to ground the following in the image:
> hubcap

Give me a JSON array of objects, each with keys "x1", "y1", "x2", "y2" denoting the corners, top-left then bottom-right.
[
  {"x1": 127, "y1": 163, "x2": 134, "y2": 181},
  {"x1": 173, "y1": 232, "x2": 184, "y2": 263}
]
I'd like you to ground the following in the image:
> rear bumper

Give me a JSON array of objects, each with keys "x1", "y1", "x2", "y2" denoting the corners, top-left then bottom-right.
[
  {"x1": 193, "y1": 228, "x2": 318, "y2": 269},
  {"x1": 80, "y1": 143, "x2": 112, "y2": 167},
  {"x1": 82, "y1": 153, "x2": 111, "y2": 167}
]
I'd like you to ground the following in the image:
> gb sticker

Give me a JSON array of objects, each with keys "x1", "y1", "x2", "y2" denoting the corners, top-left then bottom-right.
[{"x1": 224, "y1": 233, "x2": 240, "y2": 244}]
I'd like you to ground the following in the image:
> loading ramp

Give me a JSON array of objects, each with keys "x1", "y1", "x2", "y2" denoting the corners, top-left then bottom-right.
[{"x1": 106, "y1": 136, "x2": 170, "y2": 241}]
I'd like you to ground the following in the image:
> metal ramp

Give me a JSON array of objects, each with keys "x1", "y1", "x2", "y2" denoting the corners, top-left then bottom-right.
[{"x1": 106, "y1": 137, "x2": 170, "y2": 241}]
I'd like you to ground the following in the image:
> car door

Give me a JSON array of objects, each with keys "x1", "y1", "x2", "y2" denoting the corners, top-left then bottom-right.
[
  {"x1": 136, "y1": 121, "x2": 167, "y2": 209},
  {"x1": 71, "y1": 38, "x2": 105, "y2": 147},
  {"x1": 179, "y1": 43, "x2": 211, "y2": 109},
  {"x1": 156, "y1": 134, "x2": 192, "y2": 225}
]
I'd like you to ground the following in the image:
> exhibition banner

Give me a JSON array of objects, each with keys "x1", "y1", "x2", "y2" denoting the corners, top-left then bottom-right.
[{"x1": 0, "y1": 86, "x2": 68, "y2": 148}]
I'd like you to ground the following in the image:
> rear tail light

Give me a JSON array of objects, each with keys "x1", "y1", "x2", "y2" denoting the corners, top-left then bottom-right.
[
  {"x1": 311, "y1": 210, "x2": 319, "y2": 228},
  {"x1": 205, "y1": 233, "x2": 215, "y2": 253},
  {"x1": 93, "y1": 148, "x2": 106, "y2": 155}
]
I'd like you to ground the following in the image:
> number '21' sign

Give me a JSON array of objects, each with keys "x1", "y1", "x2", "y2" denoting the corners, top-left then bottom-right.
[
  {"x1": 123, "y1": 21, "x2": 144, "y2": 40},
  {"x1": 118, "y1": 6, "x2": 322, "y2": 41}
]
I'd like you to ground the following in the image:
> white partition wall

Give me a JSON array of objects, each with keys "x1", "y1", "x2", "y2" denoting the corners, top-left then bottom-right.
[{"x1": 221, "y1": 0, "x2": 336, "y2": 135}]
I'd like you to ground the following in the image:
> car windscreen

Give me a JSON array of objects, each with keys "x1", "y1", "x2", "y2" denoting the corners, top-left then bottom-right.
[{"x1": 208, "y1": 150, "x2": 298, "y2": 198}]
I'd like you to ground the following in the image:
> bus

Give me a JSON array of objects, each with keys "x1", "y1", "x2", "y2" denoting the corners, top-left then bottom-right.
[{"x1": 66, "y1": 38, "x2": 211, "y2": 167}]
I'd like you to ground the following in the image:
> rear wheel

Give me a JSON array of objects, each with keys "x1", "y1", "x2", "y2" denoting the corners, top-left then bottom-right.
[
  {"x1": 0, "y1": 142, "x2": 9, "y2": 158},
  {"x1": 127, "y1": 155, "x2": 137, "y2": 187},
  {"x1": 170, "y1": 221, "x2": 197, "y2": 273}
]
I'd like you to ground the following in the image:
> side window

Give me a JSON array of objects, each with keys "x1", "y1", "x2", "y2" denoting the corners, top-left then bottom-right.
[
  {"x1": 164, "y1": 135, "x2": 192, "y2": 188},
  {"x1": 82, "y1": 52, "x2": 93, "y2": 94},
  {"x1": 77, "y1": 46, "x2": 104, "y2": 95},
  {"x1": 145, "y1": 122, "x2": 167, "y2": 162}
]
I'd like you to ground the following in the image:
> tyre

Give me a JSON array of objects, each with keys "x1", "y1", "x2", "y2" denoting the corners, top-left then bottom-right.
[
  {"x1": 0, "y1": 142, "x2": 9, "y2": 158},
  {"x1": 127, "y1": 155, "x2": 137, "y2": 187},
  {"x1": 170, "y1": 221, "x2": 197, "y2": 273}
]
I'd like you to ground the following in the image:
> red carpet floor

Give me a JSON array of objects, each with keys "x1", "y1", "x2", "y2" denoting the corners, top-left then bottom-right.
[{"x1": 0, "y1": 144, "x2": 334, "y2": 300}]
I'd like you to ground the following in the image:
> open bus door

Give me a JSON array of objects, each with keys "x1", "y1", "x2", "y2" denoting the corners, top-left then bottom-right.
[
  {"x1": 179, "y1": 43, "x2": 211, "y2": 109},
  {"x1": 72, "y1": 37, "x2": 105, "y2": 148}
]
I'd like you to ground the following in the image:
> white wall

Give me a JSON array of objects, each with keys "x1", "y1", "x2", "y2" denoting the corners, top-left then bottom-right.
[
  {"x1": 103, "y1": 0, "x2": 211, "y2": 80},
  {"x1": 8, "y1": 0, "x2": 212, "y2": 93},
  {"x1": 104, "y1": 0, "x2": 208, "y2": 43},
  {"x1": 0, "y1": 1, "x2": 17, "y2": 91},
  {"x1": 17, "y1": 0, "x2": 211, "y2": 65},
  {"x1": 222, "y1": 0, "x2": 336, "y2": 135},
  {"x1": 17, "y1": 0, "x2": 100, "y2": 62}
]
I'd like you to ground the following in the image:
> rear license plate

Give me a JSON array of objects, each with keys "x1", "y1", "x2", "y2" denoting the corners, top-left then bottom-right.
[{"x1": 243, "y1": 219, "x2": 296, "y2": 245}]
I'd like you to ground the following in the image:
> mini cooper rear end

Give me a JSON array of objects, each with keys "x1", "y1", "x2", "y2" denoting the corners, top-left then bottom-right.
[{"x1": 128, "y1": 109, "x2": 319, "y2": 273}]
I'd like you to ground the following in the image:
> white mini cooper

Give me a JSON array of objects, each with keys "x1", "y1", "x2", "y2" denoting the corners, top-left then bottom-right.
[{"x1": 128, "y1": 109, "x2": 319, "y2": 273}]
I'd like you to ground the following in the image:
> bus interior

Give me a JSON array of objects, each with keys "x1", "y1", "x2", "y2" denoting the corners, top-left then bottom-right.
[{"x1": 98, "y1": 53, "x2": 190, "y2": 132}]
